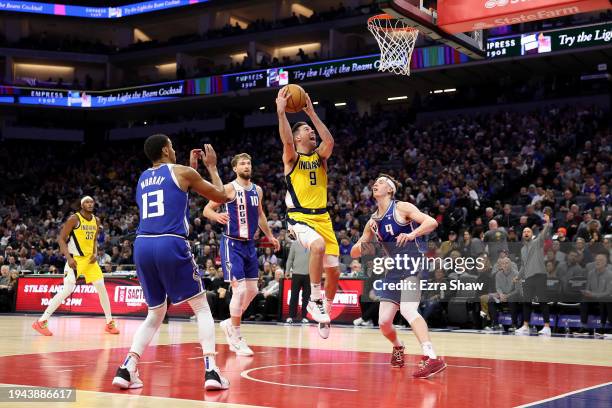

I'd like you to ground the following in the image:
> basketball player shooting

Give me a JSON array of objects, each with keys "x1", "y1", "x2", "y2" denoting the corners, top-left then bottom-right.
[
  {"x1": 276, "y1": 86, "x2": 340, "y2": 339},
  {"x1": 203, "y1": 153, "x2": 281, "y2": 356},
  {"x1": 351, "y1": 175, "x2": 446, "y2": 378}
]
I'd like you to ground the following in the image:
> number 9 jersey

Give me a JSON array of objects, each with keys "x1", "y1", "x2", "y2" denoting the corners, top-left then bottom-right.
[
  {"x1": 285, "y1": 151, "x2": 327, "y2": 210},
  {"x1": 136, "y1": 163, "x2": 190, "y2": 237}
]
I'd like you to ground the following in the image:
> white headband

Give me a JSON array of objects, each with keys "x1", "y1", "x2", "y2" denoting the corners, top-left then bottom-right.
[
  {"x1": 378, "y1": 177, "x2": 397, "y2": 194},
  {"x1": 80, "y1": 196, "x2": 94, "y2": 206}
]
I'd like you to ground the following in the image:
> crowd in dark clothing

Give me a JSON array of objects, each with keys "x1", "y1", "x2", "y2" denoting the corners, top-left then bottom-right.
[{"x1": 0, "y1": 103, "x2": 609, "y2": 322}]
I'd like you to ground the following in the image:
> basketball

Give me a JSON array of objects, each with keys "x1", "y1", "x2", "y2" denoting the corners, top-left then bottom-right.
[{"x1": 283, "y1": 84, "x2": 307, "y2": 113}]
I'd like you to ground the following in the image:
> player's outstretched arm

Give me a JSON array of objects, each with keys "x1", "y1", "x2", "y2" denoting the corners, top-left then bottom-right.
[
  {"x1": 304, "y1": 93, "x2": 334, "y2": 159},
  {"x1": 58, "y1": 215, "x2": 79, "y2": 270},
  {"x1": 203, "y1": 184, "x2": 232, "y2": 224},
  {"x1": 276, "y1": 88, "x2": 298, "y2": 167},
  {"x1": 351, "y1": 220, "x2": 375, "y2": 258},
  {"x1": 256, "y1": 186, "x2": 280, "y2": 252},
  {"x1": 177, "y1": 144, "x2": 228, "y2": 203},
  {"x1": 395, "y1": 202, "x2": 438, "y2": 245}
]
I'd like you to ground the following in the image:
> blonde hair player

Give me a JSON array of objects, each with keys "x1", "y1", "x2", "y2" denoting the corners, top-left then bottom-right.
[
  {"x1": 32, "y1": 196, "x2": 119, "y2": 336},
  {"x1": 276, "y1": 87, "x2": 340, "y2": 338},
  {"x1": 203, "y1": 153, "x2": 280, "y2": 356},
  {"x1": 351, "y1": 175, "x2": 446, "y2": 378}
]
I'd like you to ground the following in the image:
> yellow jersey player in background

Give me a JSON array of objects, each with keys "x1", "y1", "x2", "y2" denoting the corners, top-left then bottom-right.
[
  {"x1": 276, "y1": 87, "x2": 340, "y2": 339},
  {"x1": 32, "y1": 196, "x2": 119, "y2": 336}
]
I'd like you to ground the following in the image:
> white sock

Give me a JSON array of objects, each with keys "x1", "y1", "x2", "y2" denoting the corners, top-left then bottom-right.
[
  {"x1": 40, "y1": 280, "x2": 75, "y2": 322},
  {"x1": 122, "y1": 353, "x2": 138, "y2": 371},
  {"x1": 129, "y1": 303, "x2": 166, "y2": 356},
  {"x1": 310, "y1": 283, "x2": 321, "y2": 301},
  {"x1": 93, "y1": 279, "x2": 113, "y2": 323},
  {"x1": 204, "y1": 354, "x2": 217, "y2": 372},
  {"x1": 421, "y1": 341, "x2": 437, "y2": 359},
  {"x1": 188, "y1": 294, "x2": 216, "y2": 362}
]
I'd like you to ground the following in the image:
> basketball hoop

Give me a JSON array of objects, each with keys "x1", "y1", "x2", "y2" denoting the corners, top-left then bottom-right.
[{"x1": 367, "y1": 14, "x2": 419, "y2": 77}]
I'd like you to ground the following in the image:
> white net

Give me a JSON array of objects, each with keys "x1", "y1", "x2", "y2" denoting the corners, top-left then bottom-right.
[{"x1": 367, "y1": 14, "x2": 419, "y2": 76}]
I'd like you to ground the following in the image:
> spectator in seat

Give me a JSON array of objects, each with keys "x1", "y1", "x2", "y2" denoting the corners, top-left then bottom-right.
[
  {"x1": 556, "y1": 249, "x2": 585, "y2": 284},
  {"x1": 489, "y1": 256, "x2": 521, "y2": 331},
  {"x1": 440, "y1": 231, "x2": 460, "y2": 257},
  {"x1": 559, "y1": 189, "x2": 576, "y2": 212},
  {"x1": 259, "y1": 247, "x2": 278, "y2": 266},
  {"x1": 0, "y1": 266, "x2": 11, "y2": 312},
  {"x1": 419, "y1": 268, "x2": 448, "y2": 326},
  {"x1": 573, "y1": 254, "x2": 612, "y2": 336},
  {"x1": 461, "y1": 230, "x2": 484, "y2": 259},
  {"x1": 251, "y1": 269, "x2": 283, "y2": 321},
  {"x1": 560, "y1": 211, "x2": 580, "y2": 240},
  {"x1": 97, "y1": 247, "x2": 111, "y2": 266},
  {"x1": 483, "y1": 220, "x2": 508, "y2": 264},
  {"x1": 285, "y1": 240, "x2": 310, "y2": 324},
  {"x1": 495, "y1": 204, "x2": 517, "y2": 230}
]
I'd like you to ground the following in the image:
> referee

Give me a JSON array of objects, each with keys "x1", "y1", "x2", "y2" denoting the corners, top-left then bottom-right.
[{"x1": 515, "y1": 213, "x2": 552, "y2": 336}]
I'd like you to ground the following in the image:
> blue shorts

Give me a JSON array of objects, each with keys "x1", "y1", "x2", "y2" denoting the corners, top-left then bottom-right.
[
  {"x1": 134, "y1": 235, "x2": 203, "y2": 308},
  {"x1": 375, "y1": 272, "x2": 421, "y2": 305},
  {"x1": 220, "y1": 235, "x2": 259, "y2": 282}
]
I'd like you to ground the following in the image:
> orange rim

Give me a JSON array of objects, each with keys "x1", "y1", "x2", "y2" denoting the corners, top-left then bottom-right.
[{"x1": 367, "y1": 13, "x2": 418, "y2": 32}]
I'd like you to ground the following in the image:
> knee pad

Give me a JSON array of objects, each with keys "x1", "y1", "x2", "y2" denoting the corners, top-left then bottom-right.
[
  {"x1": 245, "y1": 280, "x2": 258, "y2": 304},
  {"x1": 400, "y1": 302, "x2": 421, "y2": 324},
  {"x1": 146, "y1": 301, "x2": 167, "y2": 325},
  {"x1": 230, "y1": 280, "x2": 247, "y2": 316},
  {"x1": 188, "y1": 292, "x2": 211, "y2": 314},
  {"x1": 323, "y1": 255, "x2": 339, "y2": 268}
]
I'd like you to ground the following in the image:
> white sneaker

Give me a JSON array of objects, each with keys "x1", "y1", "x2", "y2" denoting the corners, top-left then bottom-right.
[
  {"x1": 204, "y1": 368, "x2": 230, "y2": 390},
  {"x1": 361, "y1": 320, "x2": 374, "y2": 327},
  {"x1": 112, "y1": 365, "x2": 143, "y2": 389},
  {"x1": 301, "y1": 318, "x2": 309, "y2": 324},
  {"x1": 306, "y1": 299, "x2": 330, "y2": 324},
  {"x1": 538, "y1": 326, "x2": 552, "y2": 337},
  {"x1": 353, "y1": 317, "x2": 364, "y2": 326},
  {"x1": 515, "y1": 325, "x2": 531, "y2": 336},
  {"x1": 220, "y1": 319, "x2": 254, "y2": 356},
  {"x1": 318, "y1": 323, "x2": 330, "y2": 339},
  {"x1": 230, "y1": 337, "x2": 254, "y2": 356},
  {"x1": 285, "y1": 318, "x2": 293, "y2": 324},
  {"x1": 604, "y1": 334, "x2": 612, "y2": 340}
]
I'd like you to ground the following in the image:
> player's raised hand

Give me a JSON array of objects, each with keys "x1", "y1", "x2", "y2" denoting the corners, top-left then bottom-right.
[
  {"x1": 189, "y1": 149, "x2": 202, "y2": 169},
  {"x1": 396, "y1": 232, "x2": 415, "y2": 247},
  {"x1": 215, "y1": 212, "x2": 230, "y2": 225},
  {"x1": 303, "y1": 92, "x2": 315, "y2": 116},
  {"x1": 201, "y1": 144, "x2": 217, "y2": 169},
  {"x1": 275, "y1": 87, "x2": 290, "y2": 114}
]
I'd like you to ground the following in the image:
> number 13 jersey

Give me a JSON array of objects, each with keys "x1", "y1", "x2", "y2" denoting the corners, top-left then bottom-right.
[{"x1": 136, "y1": 163, "x2": 189, "y2": 237}]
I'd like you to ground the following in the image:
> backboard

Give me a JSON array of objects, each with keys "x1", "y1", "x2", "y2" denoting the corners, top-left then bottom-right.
[{"x1": 376, "y1": 0, "x2": 487, "y2": 60}]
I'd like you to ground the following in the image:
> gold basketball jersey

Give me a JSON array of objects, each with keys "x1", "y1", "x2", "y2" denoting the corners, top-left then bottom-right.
[
  {"x1": 285, "y1": 151, "x2": 327, "y2": 210},
  {"x1": 68, "y1": 212, "x2": 97, "y2": 257}
]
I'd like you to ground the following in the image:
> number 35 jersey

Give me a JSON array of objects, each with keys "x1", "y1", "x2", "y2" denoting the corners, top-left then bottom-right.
[
  {"x1": 285, "y1": 151, "x2": 327, "y2": 211},
  {"x1": 136, "y1": 163, "x2": 189, "y2": 237}
]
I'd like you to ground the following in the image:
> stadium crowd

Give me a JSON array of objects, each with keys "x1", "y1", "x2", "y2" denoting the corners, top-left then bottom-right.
[{"x1": 0, "y1": 103, "x2": 609, "y2": 329}]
